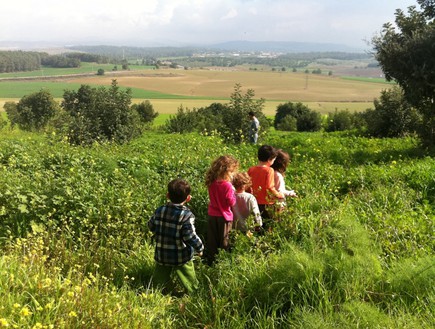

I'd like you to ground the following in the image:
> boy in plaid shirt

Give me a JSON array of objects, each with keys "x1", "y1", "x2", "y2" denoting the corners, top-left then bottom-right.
[{"x1": 148, "y1": 178, "x2": 204, "y2": 294}]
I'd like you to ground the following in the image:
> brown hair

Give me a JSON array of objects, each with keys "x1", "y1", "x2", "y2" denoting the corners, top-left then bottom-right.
[
  {"x1": 205, "y1": 155, "x2": 239, "y2": 187},
  {"x1": 232, "y1": 172, "x2": 252, "y2": 190},
  {"x1": 271, "y1": 149, "x2": 290, "y2": 175},
  {"x1": 168, "y1": 178, "x2": 191, "y2": 203}
]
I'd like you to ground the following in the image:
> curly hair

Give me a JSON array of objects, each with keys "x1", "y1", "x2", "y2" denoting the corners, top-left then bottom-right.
[
  {"x1": 271, "y1": 149, "x2": 290, "y2": 175},
  {"x1": 205, "y1": 155, "x2": 239, "y2": 187},
  {"x1": 232, "y1": 172, "x2": 252, "y2": 190}
]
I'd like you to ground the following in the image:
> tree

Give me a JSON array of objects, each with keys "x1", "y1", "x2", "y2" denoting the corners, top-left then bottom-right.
[
  {"x1": 97, "y1": 68, "x2": 105, "y2": 75},
  {"x1": 372, "y1": 0, "x2": 435, "y2": 144},
  {"x1": 362, "y1": 86, "x2": 421, "y2": 137},
  {"x1": 131, "y1": 100, "x2": 159, "y2": 124},
  {"x1": 61, "y1": 80, "x2": 140, "y2": 145},
  {"x1": 274, "y1": 101, "x2": 321, "y2": 132},
  {"x1": 7, "y1": 90, "x2": 58, "y2": 131}
]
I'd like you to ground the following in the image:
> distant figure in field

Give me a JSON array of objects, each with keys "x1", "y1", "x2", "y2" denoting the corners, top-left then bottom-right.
[{"x1": 248, "y1": 111, "x2": 260, "y2": 144}]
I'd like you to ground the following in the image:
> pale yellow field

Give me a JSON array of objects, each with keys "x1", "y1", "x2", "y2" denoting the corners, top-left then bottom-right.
[{"x1": 1, "y1": 68, "x2": 387, "y2": 114}]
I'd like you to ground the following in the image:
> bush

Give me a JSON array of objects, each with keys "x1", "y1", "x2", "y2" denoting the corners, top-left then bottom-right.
[
  {"x1": 131, "y1": 100, "x2": 159, "y2": 124},
  {"x1": 274, "y1": 101, "x2": 321, "y2": 132},
  {"x1": 6, "y1": 90, "x2": 59, "y2": 131},
  {"x1": 164, "y1": 84, "x2": 269, "y2": 143},
  {"x1": 61, "y1": 80, "x2": 142, "y2": 145},
  {"x1": 362, "y1": 86, "x2": 421, "y2": 138},
  {"x1": 277, "y1": 115, "x2": 297, "y2": 131},
  {"x1": 325, "y1": 109, "x2": 354, "y2": 132}
]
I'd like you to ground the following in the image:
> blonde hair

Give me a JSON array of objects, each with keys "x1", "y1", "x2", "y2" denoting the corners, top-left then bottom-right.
[
  {"x1": 205, "y1": 155, "x2": 239, "y2": 187},
  {"x1": 232, "y1": 172, "x2": 252, "y2": 190}
]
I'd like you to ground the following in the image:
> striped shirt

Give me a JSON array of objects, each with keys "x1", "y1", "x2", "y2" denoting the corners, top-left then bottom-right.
[{"x1": 148, "y1": 202, "x2": 204, "y2": 266}]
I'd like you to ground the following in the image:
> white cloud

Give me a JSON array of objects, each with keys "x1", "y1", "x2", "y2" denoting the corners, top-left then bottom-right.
[
  {"x1": 0, "y1": 0, "x2": 418, "y2": 48},
  {"x1": 221, "y1": 8, "x2": 238, "y2": 20}
]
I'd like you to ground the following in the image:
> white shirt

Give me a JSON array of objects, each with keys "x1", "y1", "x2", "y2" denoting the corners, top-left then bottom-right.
[
  {"x1": 232, "y1": 191, "x2": 262, "y2": 231},
  {"x1": 275, "y1": 172, "x2": 296, "y2": 197}
]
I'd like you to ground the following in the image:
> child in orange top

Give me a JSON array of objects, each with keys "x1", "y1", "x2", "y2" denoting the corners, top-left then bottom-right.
[
  {"x1": 247, "y1": 145, "x2": 284, "y2": 221},
  {"x1": 205, "y1": 155, "x2": 239, "y2": 265}
]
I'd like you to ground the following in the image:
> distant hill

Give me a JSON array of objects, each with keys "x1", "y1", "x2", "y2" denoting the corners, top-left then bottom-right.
[
  {"x1": 207, "y1": 40, "x2": 365, "y2": 53},
  {"x1": 1, "y1": 40, "x2": 366, "y2": 54}
]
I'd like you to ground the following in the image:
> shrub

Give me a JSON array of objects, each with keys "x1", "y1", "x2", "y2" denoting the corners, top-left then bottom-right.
[
  {"x1": 61, "y1": 80, "x2": 142, "y2": 145},
  {"x1": 277, "y1": 115, "x2": 297, "y2": 131},
  {"x1": 164, "y1": 84, "x2": 269, "y2": 143},
  {"x1": 131, "y1": 100, "x2": 159, "y2": 124},
  {"x1": 7, "y1": 90, "x2": 59, "y2": 131},
  {"x1": 325, "y1": 109, "x2": 354, "y2": 132},
  {"x1": 274, "y1": 101, "x2": 321, "y2": 132},
  {"x1": 362, "y1": 86, "x2": 422, "y2": 138}
]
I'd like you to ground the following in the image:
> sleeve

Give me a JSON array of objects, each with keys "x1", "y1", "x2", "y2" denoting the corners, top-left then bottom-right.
[
  {"x1": 182, "y1": 214, "x2": 204, "y2": 253},
  {"x1": 147, "y1": 213, "x2": 156, "y2": 233},
  {"x1": 226, "y1": 182, "x2": 236, "y2": 207},
  {"x1": 278, "y1": 173, "x2": 297, "y2": 197},
  {"x1": 248, "y1": 195, "x2": 263, "y2": 227},
  {"x1": 267, "y1": 168, "x2": 284, "y2": 199}
]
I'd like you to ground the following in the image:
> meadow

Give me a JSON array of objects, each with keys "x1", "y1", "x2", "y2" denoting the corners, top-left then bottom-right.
[{"x1": 0, "y1": 126, "x2": 433, "y2": 328}]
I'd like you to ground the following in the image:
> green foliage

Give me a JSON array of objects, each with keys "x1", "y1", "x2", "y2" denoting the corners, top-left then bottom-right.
[
  {"x1": 277, "y1": 115, "x2": 297, "y2": 131},
  {"x1": 164, "y1": 84, "x2": 269, "y2": 143},
  {"x1": 131, "y1": 100, "x2": 159, "y2": 124},
  {"x1": 275, "y1": 102, "x2": 322, "y2": 132},
  {"x1": 96, "y1": 68, "x2": 105, "y2": 75},
  {"x1": 0, "y1": 130, "x2": 434, "y2": 327},
  {"x1": 61, "y1": 80, "x2": 141, "y2": 145},
  {"x1": 362, "y1": 87, "x2": 421, "y2": 137},
  {"x1": 325, "y1": 109, "x2": 355, "y2": 132},
  {"x1": 6, "y1": 89, "x2": 59, "y2": 131},
  {"x1": 372, "y1": 1, "x2": 435, "y2": 145}
]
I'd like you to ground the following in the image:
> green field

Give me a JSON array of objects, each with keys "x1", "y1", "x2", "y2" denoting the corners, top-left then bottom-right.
[{"x1": 0, "y1": 63, "x2": 155, "y2": 78}]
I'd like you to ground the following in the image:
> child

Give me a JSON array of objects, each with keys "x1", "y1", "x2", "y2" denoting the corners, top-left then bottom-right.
[
  {"x1": 205, "y1": 155, "x2": 239, "y2": 265},
  {"x1": 148, "y1": 178, "x2": 204, "y2": 294},
  {"x1": 271, "y1": 149, "x2": 297, "y2": 209},
  {"x1": 232, "y1": 172, "x2": 263, "y2": 232},
  {"x1": 247, "y1": 145, "x2": 284, "y2": 221}
]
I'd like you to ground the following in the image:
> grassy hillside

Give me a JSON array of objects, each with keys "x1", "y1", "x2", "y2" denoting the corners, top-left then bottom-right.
[{"x1": 0, "y1": 127, "x2": 433, "y2": 328}]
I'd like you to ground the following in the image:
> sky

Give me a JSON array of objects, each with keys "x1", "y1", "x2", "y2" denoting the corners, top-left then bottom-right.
[{"x1": 0, "y1": 0, "x2": 419, "y2": 50}]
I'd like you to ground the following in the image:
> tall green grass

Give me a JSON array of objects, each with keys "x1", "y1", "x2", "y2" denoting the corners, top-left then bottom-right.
[{"x1": 0, "y1": 128, "x2": 433, "y2": 328}]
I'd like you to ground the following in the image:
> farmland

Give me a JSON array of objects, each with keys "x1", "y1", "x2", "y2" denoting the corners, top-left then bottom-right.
[{"x1": 1, "y1": 64, "x2": 390, "y2": 115}]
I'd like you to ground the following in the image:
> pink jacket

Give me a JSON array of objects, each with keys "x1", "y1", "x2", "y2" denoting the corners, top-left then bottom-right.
[{"x1": 208, "y1": 180, "x2": 236, "y2": 221}]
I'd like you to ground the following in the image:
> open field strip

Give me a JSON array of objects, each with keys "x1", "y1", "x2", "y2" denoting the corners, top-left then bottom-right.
[
  {"x1": 0, "y1": 68, "x2": 386, "y2": 115},
  {"x1": 69, "y1": 68, "x2": 391, "y2": 102}
]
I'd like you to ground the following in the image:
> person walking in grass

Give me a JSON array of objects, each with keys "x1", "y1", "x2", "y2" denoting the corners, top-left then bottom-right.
[
  {"x1": 205, "y1": 155, "x2": 239, "y2": 265},
  {"x1": 247, "y1": 145, "x2": 284, "y2": 227},
  {"x1": 248, "y1": 111, "x2": 260, "y2": 144},
  {"x1": 231, "y1": 172, "x2": 263, "y2": 233},
  {"x1": 148, "y1": 178, "x2": 204, "y2": 294},
  {"x1": 271, "y1": 148, "x2": 297, "y2": 212}
]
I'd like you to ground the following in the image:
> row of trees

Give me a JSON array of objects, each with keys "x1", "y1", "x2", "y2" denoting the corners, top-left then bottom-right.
[
  {"x1": 0, "y1": 51, "x2": 42, "y2": 73},
  {"x1": 273, "y1": 86, "x2": 421, "y2": 138},
  {"x1": 4, "y1": 80, "x2": 158, "y2": 145},
  {"x1": 0, "y1": 51, "x2": 111, "y2": 73}
]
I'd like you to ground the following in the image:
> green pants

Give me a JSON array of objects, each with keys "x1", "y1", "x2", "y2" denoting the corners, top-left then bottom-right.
[{"x1": 152, "y1": 260, "x2": 199, "y2": 294}]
